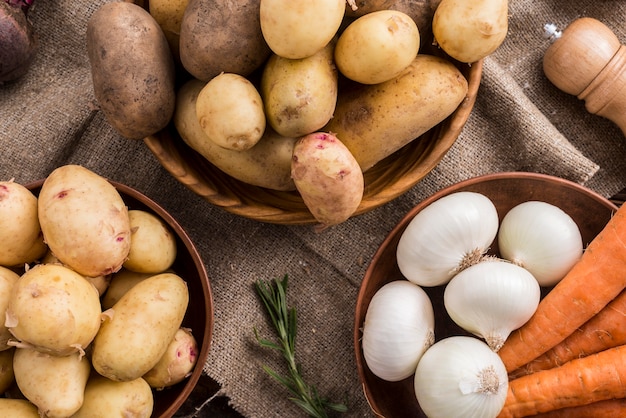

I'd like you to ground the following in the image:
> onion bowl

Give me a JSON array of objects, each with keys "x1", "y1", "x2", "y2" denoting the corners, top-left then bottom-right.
[{"x1": 354, "y1": 172, "x2": 618, "y2": 417}]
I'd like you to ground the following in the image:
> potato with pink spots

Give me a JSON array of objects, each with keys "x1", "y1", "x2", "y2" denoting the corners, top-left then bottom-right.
[
  {"x1": 143, "y1": 327, "x2": 198, "y2": 389},
  {"x1": 291, "y1": 132, "x2": 364, "y2": 228},
  {"x1": 37, "y1": 165, "x2": 131, "y2": 278}
]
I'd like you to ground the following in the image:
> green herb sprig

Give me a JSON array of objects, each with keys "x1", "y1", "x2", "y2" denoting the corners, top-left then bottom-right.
[{"x1": 254, "y1": 275, "x2": 348, "y2": 418}]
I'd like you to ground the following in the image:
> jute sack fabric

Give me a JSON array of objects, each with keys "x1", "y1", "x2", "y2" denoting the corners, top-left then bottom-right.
[{"x1": 1, "y1": 0, "x2": 625, "y2": 417}]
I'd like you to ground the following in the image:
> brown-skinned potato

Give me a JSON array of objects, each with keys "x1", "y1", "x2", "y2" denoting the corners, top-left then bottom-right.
[
  {"x1": 179, "y1": 0, "x2": 271, "y2": 82},
  {"x1": 86, "y1": 2, "x2": 175, "y2": 140}
]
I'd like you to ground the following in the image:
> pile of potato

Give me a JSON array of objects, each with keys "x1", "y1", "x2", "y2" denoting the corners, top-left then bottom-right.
[
  {"x1": 85, "y1": 0, "x2": 508, "y2": 227},
  {"x1": 0, "y1": 165, "x2": 199, "y2": 418}
]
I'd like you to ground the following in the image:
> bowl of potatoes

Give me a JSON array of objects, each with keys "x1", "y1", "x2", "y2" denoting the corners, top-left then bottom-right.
[
  {"x1": 86, "y1": 0, "x2": 505, "y2": 226},
  {"x1": 0, "y1": 165, "x2": 213, "y2": 418}
]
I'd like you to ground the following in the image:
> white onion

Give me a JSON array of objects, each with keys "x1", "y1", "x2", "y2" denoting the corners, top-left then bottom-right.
[
  {"x1": 414, "y1": 336, "x2": 508, "y2": 418},
  {"x1": 396, "y1": 191, "x2": 499, "y2": 287},
  {"x1": 498, "y1": 201, "x2": 583, "y2": 287},
  {"x1": 444, "y1": 259, "x2": 540, "y2": 351},
  {"x1": 361, "y1": 280, "x2": 435, "y2": 382}
]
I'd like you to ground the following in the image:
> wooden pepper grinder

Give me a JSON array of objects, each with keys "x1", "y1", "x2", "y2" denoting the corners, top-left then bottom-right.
[{"x1": 543, "y1": 17, "x2": 626, "y2": 136}]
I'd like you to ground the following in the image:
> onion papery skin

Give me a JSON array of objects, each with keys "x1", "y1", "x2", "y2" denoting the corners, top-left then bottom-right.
[
  {"x1": 498, "y1": 201, "x2": 583, "y2": 287},
  {"x1": 362, "y1": 280, "x2": 435, "y2": 382},
  {"x1": 396, "y1": 191, "x2": 499, "y2": 287},
  {"x1": 414, "y1": 336, "x2": 508, "y2": 418},
  {"x1": 443, "y1": 259, "x2": 541, "y2": 352}
]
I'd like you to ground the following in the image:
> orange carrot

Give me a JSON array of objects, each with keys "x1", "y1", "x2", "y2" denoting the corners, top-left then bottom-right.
[
  {"x1": 532, "y1": 398, "x2": 626, "y2": 418},
  {"x1": 498, "y1": 204, "x2": 626, "y2": 373},
  {"x1": 509, "y1": 289, "x2": 626, "y2": 379},
  {"x1": 497, "y1": 345, "x2": 626, "y2": 418}
]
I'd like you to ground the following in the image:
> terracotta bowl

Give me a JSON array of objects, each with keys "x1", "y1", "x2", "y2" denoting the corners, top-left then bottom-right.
[
  {"x1": 143, "y1": 53, "x2": 482, "y2": 225},
  {"x1": 354, "y1": 172, "x2": 619, "y2": 417},
  {"x1": 25, "y1": 179, "x2": 213, "y2": 418}
]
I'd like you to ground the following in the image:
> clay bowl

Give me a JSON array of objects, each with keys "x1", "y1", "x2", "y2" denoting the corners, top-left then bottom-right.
[
  {"x1": 143, "y1": 54, "x2": 482, "y2": 225},
  {"x1": 354, "y1": 172, "x2": 619, "y2": 417},
  {"x1": 25, "y1": 179, "x2": 213, "y2": 418}
]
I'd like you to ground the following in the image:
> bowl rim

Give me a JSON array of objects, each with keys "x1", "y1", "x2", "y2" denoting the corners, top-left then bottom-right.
[
  {"x1": 24, "y1": 178, "x2": 214, "y2": 418},
  {"x1": 353, "y1": 171, "x2": 619, "y2": 416}
]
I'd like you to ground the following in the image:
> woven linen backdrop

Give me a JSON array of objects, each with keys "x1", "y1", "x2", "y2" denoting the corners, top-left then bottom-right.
[{"x1": 1, "y1": 0, "x2": 625, "y2": 417}]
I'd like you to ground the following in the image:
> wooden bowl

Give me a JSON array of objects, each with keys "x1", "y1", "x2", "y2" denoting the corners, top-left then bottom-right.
[
  {"x1": 25, "y1": 179, "x2": 213, "y2": 418},
  {"x1": 143, "y1": 59, "x2": 482, "y2": 225},
  {"x1": 353, "y1": 172, "x2": 618, "y2": 417}
]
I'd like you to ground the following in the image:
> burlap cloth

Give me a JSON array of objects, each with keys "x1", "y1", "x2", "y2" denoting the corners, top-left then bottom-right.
[{"x1": 1, "y1": 1, "x2": 625, "y2": 417}]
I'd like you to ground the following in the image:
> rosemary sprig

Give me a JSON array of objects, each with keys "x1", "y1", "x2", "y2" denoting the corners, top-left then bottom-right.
[{"x1": 254, "y1": 275, "x2": 348, "y2": 418}]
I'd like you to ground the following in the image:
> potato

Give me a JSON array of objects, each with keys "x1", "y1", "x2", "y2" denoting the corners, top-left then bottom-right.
[
  {"x1": 84, "y1": 274, "x2": 111, "y2": 296},
  {"x1": 325, "y1": 54, "x2": 468, "y2": 171},
  {"x1": 291, "y1": 132, "x2": 364, "y2": 227},
  {"x1": 5, "y1": 264, "x2": 102, "y2": 356},
  {"x1": 175, "y1": 79, "x2": 297, "y2": 191},
  {"x1": 432, "y1": 0, "x2": 508, "y2": 63},
  {"x1": 335, "y1": 10, "x2": 420, "y2": 84},
  {"x1": 143, "y1": 327, "x2": 198, "y2": 389},
  {"x1": 179, "y1": 0, "x2": 271, "y2": 82},
  {"x1": 101, "y1": 269, "x2": 154, "y2": 310},
  {"x1": 123, "y1": 210, "x2": 177, "y2": 274},
  {"x1": 87, "y1": 1, "x2": 175, "y2": 140},
  {"x1": 390, "y1": 0, "x2": 441, "y2": 41},
  {"x1": 149, "y1": 0, "x2": 189, "y2": 61},
  {"x1": 0, "y1": 266, "x2": 19, "y2": 350},
  {"x1": 196, "y1": 73, "x2": 266, "y2": 151},
  {"x1": 261, "y1": 43, "x2": 338, "y2": 137},
  {"x1": 38, "y1": 164, "x2": 131, "y2": 278},
  {"x1": 0, "y1": 181, "x2": 47, "y2": 267},
  {"x1": 92, "y1": 273, "x2": 189, "y2": 382},
  {"x1": 40, "y1": 250, "x2": 111, "y2": 296},
  {"x1": 0, "y1": 347, "x2": 15, "y2": 393},
  {"x1": 345, "y1": 0, "x2": 395, "y2": 17},
  {"x1": 260, "y1": 0, "x2": 345, "y2": 59},
  {"x1": 71, "y1": 375, "x2": 153, "y2": 418},
  {"x1": 0, "y1": 399, "x2": 39, "y2": 417},
  {"x1": 13, "y1": 348, "x2": 91, "y2": 418}
]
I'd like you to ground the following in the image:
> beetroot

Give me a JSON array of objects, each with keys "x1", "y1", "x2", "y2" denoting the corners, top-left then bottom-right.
[{"x1": 0, "y1": 0, "x2": 37, "y2": 82}]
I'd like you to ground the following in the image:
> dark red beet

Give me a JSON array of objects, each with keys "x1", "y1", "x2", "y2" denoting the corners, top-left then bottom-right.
[{"x1": 0, "y1": 0, "x2": 37, "y2": 83}]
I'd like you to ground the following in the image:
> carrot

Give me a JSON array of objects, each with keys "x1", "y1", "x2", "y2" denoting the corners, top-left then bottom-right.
[
  {"x1": 497, "y1": 345, "x2": 626, "y2": 418},
  {"x1": 498, "y1": 204, "x2": 626, "y2": 373},
  {"x1": 532, "y1": 398, "x2": 626, "y2": 418},
  {"x1": 509, "y1": 289, "x2": 626, "y2": 379}
]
